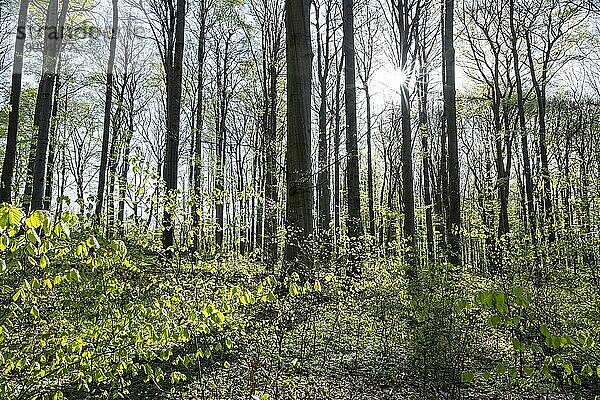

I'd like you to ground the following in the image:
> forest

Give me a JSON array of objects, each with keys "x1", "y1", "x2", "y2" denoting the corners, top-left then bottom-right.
[{"x1": 1, "y1": 0, "x2": 600, "y2": 398}]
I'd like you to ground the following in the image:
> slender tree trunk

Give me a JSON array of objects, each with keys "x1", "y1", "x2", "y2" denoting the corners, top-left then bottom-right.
[
  {"x1": 252, "y1": 129, "x2": 262, "y2": 252},
  {"x1": 316, "y1": 4, "x2": 331, "y2": 236},
  {"x1": 333, "y1": 59, "x2": 343, "y2": 242},
  {"x1": 31, "y1": 0, "x2": 68, "y2": 211},
  {"x1": 343, "y1": 0, "x2": 364, "y2": 259},
  {"x1": 162, "y1": 0, "x2": 186, "y2": 254},
  {"x1": 418, "y1": 62, "x2": 434, "y2": 256},
  {"x1": 509, "y1": 0, "x2": 535, "y2": 240},
  {"x1": 117, "y1": 106, "x2": 134, "y2": 234},
  {"x1": 525, "y1": 31, "x2": 553, "y2": 242},
  {"x1": 401, "y1": 85, "x2": 416, "y2": 251},
  {"x1": 317, "y1": 76, "x2": 331, "y2": 236},
  {"x1": 365, "y1": 86, "x2": 376, "y2": 239},
  {"x1": 44, "y1": 68, "x2": 62, "y2": 211},
  {"x1": 444, "y1": 0, "x2": 461, "y2": 265},
  {"x1": 396, "y1": 0, "x2": 415, "y2": 266},
  {"x1": 107, "y1": 79, "x2": 127, "y2": 235},
  {"x1": 192, "y1": 0, "x2": 206, "y2": 256},
  {"x1": 95, "y1": 0, "x2": 118, "y2": 221},
  {"x1": 214, "y1": 37, "x2": 230, "y2": 249},
  {"x1": 0, "y1": 0, "x2": 30, "y2": 204},
  {"x1": 264, "y1": 63, "x2": 279, "y2": 265},
  {"x1": 284, "y1": 0, "x2": 314, "y2": 270}
]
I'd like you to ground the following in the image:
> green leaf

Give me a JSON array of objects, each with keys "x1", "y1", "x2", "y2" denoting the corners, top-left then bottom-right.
[
  {"x1": 586, "y1": 336, "x2": 595, "y2": 348},
  {"x1": 541, "y1": 325, "x2": 550, "y2": 338},
  {"x1": 40, "y1": 254, "x2": 49, "y2": 269},
  {"x1": 0, "y1": 234, "x2": 8, "y2": 251},
  {"x1": 495, "y1": 364, "x2": 506, "y2": 375},
  {"x1": 241, "y1": 292, "x2": 254, "y2": 305},
  {"x1": 212, "y1": 311, "x2": 225, "y2": 324},
  {"x1": 26, "y1": 211, "x2": 44, "y2": 229},
  {"x1": 289, "y1": 283, "x2": 299, "y2": 296},
  {"x1": 563, "y1": 361, "x2": 573, "y2": 375},
  {"x1": 9, "y1": 207, "x2": 21, "y2": 226},
  {"x1": 314, "y1": 280, "x2": 322, "y2": 292},
  {"x1": 488, "y1": 315, "x2": 500, "y2": 327},
  {"x1": 512, "y1": 338, "x2": 521, "y2": 351},
  {"x1": 461, "y1": 371, "x2": 474, "y2": 383},
  {"x1": 494, "y1": 291, "x2": 506, "y2": 312},
  {"x1": 26, "y1": 229, "x2": 40, "y2": 245},
  {"x1": 86, "y1": 236, "x2": 100, "y2": 249}
]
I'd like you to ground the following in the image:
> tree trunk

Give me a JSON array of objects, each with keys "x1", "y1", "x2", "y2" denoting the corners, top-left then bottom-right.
[
  {"x1": 343, "y1": 0, "x2": 363, "y2": 256},
  {"x1": 509, "y1": 0, "x2": 535, "y2": 240},
  {"x1": 31, "y1": 0, "x2": 68, "y2": 211},
  {"x1": 95, "y1": 0, "x2": 118, "y2": 221},
  {"x1": 418, "y1": 60, "x2": 434, "y2": 256},
  {"x1": 215, "y1": 36, "x2": 231, "y2": 249},
  {"x1": 44, "y1": 67, "x2": 62, "y2": 211},
  {"x1": 316, "y1": 4, "x2": 331, "y2": 236},
  {"x1": 264, "y1": 62, "x2": 279, "y2": 265},
  {"x1": 333, "y1": 58, "x2": 343, "y2": 243},
  {"x1": 117, "y1": 106, "x2": 134, "y2": 234},
  {"x1": 162, "y1": 0, "x2": 186, "y2": 255},
  {"x1": 366, "y1": 86, "x2": 376, "y2": 239},
  {"x1": 0, "y1": 0, "x2": 30, "y2": 204},
  {"x1": 525, "y1": 30, "x2": 554, "y2": 242},
  {"x1": 192, "y1": 0, "x2": 206, "y2": 256},
  {"x1": 284, "y1": 0, "x2": 314, "y2": 270},
  {"x1": 444, "y1": 0, "x2": 461, "y2": 265}
]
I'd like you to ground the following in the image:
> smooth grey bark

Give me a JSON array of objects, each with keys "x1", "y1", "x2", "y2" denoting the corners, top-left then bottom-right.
[
  {"x1": 524, "y1": 29, "x2": 554, "y2": 242},
  {"x1": 284, "y1": 0, "x2": 314, "y2": 269},
  {"x1": 44, "y1": 63, "x2": 62, "y2": 211},
  {"x1": 316, "y1": 1, "x2": 332, "y2": 236},
  {"x1": 192, "y1": 0, "x2": 207, "y2": 255},
  {"x1": 117, "y1": 82, "x2": 136, "y2": 234},
  {"x1": 417, "y1": 52, "x2": 434, "y2": 256},
  {"x1": 365, "y1": 87, "x2": 375, "y2": 238},
  {"x1": 30, "y1": 0, "x2": 68, "y2": 211},
  {"x1": 95, "y1": 0, "x2": 118, "y2": 221},
  {"x1": 333, "y1": 55, "x2": 343, "y2": 241},
  {"x1": 343, "y1": 0, "x2": 363, "y2": 248},
  {"x1": 0, "y1": 0, "x2": 30, "y2": 204},
  {"x1": 162, "y1": 0, "x2": 186, "y2": 254},
  {"x1": 214, "y1": 33, "x2": 232, "y2": 249},
  {"x1": 444, "y1": 0, "x2": 461, "y2": 265}
]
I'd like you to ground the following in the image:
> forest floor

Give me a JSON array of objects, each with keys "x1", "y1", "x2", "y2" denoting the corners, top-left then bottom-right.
[
  {"x1": 113, "y1": 242, "x2": 599, "y2": 400},
  {"x1": 3, "y1": 213, "x2": 598, "y2": 400}
]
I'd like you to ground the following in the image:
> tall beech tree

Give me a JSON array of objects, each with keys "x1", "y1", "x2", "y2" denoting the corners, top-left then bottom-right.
[
  {"x1": 356, "y1": 0, "x2": 380, "y2": 240},
  {"x1": 315, "y1": 0, "x2": 334, "y2": 237},
  {"x1": 509, "y1": 0, "x2": 535, "y2": 240},
  {"x1": 343, "y1": 0, "x2": 363, "y2": 267},
  {"x1": 191, "y1": 0, "x2": 208, "y2": 255},
  {"x1": 30, "y1": 0, "x2": 69, "y2": 211},
  {"x1": 144, "y1": 0, "x2": 187, "y2": 253},
  {"x1": 523, "y1": 0, "x2": 584, "y2": 243},
  {"x1": 0, "y1": 0, "x2": 29, "y2": 204},
  {"x1": 95, "y1": 0, "x2": 119, "y2": 222},
  {"x1": 284, "y1": 0, "x2": 314, "y2": 269},
  {"x1": 444, "y1": 0, "x2": 461, "y2": 265}
]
